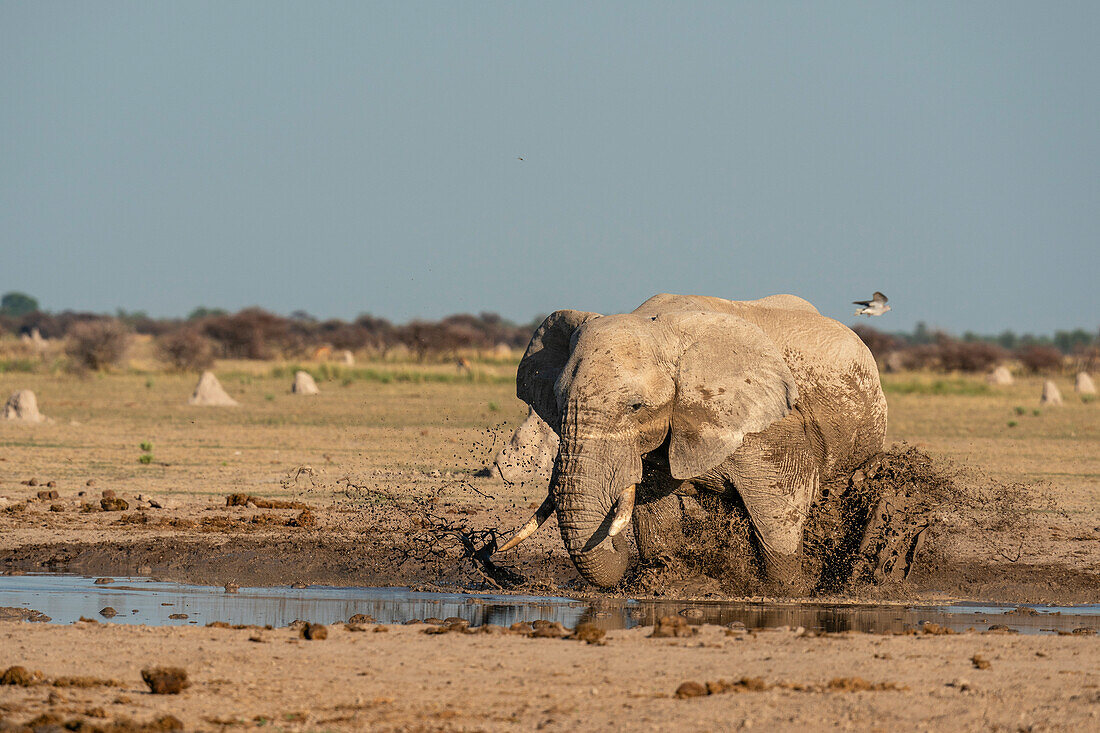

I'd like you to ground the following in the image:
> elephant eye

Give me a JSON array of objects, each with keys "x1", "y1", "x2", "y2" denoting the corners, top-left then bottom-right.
[{"x1": 630, "y1": 402, "x2": 645, "y2": 412}]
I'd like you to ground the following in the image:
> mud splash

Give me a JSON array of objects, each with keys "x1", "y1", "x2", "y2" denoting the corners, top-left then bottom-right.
[{"x1": 627, "y1": 446, "x2": 1068, "y2": 598}]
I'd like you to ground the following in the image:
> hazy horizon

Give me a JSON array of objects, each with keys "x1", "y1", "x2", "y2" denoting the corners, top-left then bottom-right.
[{"x1": 3, "y1": 2, "x2": 1097, "y2": 335}]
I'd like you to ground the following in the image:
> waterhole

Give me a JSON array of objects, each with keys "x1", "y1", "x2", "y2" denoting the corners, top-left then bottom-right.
[{"x1": 1, "y1": 574, "x2": 1096, "y2": 634}]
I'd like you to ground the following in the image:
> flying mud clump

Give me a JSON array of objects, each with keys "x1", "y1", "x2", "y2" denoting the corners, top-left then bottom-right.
[{"x1": 651, "y1": 445, "x2": 1054, "y2": 596}]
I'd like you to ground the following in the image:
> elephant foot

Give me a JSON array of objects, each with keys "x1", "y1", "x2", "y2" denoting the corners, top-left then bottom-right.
[{"x1": 762, "y1": 552, "x2": 811, "y2": 597}]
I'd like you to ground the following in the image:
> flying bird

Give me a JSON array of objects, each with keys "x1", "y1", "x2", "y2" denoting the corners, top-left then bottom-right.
[
  {"x1": 853, "y1": 291, "x2": 890, "y2": 316},
  {"x1": 517, "y1": 156, "x2": 524, "y2": 161}
]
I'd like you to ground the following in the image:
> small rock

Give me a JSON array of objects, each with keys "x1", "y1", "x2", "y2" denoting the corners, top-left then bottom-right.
[
  {"x1": 572, "y1": 623, "x2": 606, "y2": 644},
  {"x1": 1, "y1": 666, "x2": 41, "y2": 686},
  {"x1": 86, "y1": 479, "x2": 96, "y2": 487},
  {"x1": 141, "y1": 667, "x2": 189, "y2": 694},
  {"x1": 651, "y1": 616, "x2": 697, "y2": 638},
  {"x1": 224, "y1": 582, "x2": 240, "y2": 594},
  {"x1": 99, "y1": 607, "x2": 117, "y2": 618},
  {"x1": 675, "y1": 681, "x2": 708, "y2": 699},
  {"x1": 168, "y1": 613, "x2": 189, "y2": 620},
  {"x1": 101, "y1": 489, "x2": 116, "y2": 499},
  {"x1": 971, "y1": 654, "x2": 991, "y2": 670},
  {"x1": 100, "y1": 497, "x2": 128, "y2": 511},
  {"x1": 301, "y1": 623, "x2": 327, "y2": 640},
  {"x1": 93, "y1": 578, "x2": 114, "y2": 585},
  {"x1": 348, "y1": 614, "x2": 375, "y2": 624}
]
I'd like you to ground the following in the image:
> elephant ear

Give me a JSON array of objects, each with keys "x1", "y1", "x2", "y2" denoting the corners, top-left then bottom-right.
[
  {"x1": 517, "y1": 309, "x2": 601, "y2": 432},
  {"x1": 666, "y1": 312, "x2": 799, "y2": 480}
]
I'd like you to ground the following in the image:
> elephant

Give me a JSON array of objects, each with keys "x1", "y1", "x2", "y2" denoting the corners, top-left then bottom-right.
[
  {"x1": 493, "y1": 407, "x2": 559, "y2": 484},
  {"x1": 495, "y1": 293, "x2": 887, "y2": 592}
]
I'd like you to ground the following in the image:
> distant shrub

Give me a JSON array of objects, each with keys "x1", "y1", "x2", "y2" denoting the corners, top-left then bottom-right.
[
  {"x1": 936, "y1": 339, "x2": 1007, "y2": 373},
  {"x1": 851, "y1": 325, "x2": 899, "y2": 360},
  {"x1": 157, "y1": 329, "x2": 216, "y2": 371},
  {"x1": 1074, "y1": 344, "x2": 1100, "y2": 373},
  {"x1": 1015, "y1": 345, "x2": 1064, "y2": 374},
  {"x1": 65, "y1": 319, "x2": 131, "y2": 371},
  {"x1": 201, "y1": 308, "x2": 290, "y2": 360}
]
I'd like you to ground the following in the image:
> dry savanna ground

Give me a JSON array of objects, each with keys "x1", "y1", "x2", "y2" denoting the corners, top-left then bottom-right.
[{"x1": 1, "y1": 360, "x2": 1098, "y2": 730}]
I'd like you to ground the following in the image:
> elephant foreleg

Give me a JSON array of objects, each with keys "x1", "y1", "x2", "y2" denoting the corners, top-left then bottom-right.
[
  {"x1": 728, "y1": 431, "x2": 819, "y2": 593},
  {"x1": 632, "y1": 491, "x2": 684, "y2": 560}
]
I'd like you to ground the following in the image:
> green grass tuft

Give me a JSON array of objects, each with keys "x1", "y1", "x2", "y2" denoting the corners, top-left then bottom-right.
[
  {"x1": 268, "y1": 363, "x2": 513, "y2": 385},
  {"x1": 883, "y1": 378, "x2": 991, "y2": 397},
  {"x1": 0, "y1": 359, "x2": 38, "y2": 373}
]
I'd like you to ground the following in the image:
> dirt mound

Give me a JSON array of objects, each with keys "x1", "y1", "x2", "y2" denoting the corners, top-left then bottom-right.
[
  {"x1": 3, "y1": 389, "x2": 45, "y2": 422},
  {"x1": 986, "y1": 365, "x2": 1014, "y2": 386},
  {"x1": 188, "y1": 371, "x2": 238, "y2": 406},
  {"x1": 626, "y1": 446, "x2": 1058, "y2": 597},
  {"x1": 1040, "y1": 380, "x2": 1063, "y2": 406},
  {"x1": 1076, "y1": 372, "x2": 1097, "y2": 395},
  {"x1": 292, "y1": 370, "x2": 320, "y2": 395}
]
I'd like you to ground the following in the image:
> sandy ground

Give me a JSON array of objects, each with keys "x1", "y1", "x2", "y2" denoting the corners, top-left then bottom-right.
[
  {"x1": 1, "y1": 366, "x2": 1098, "y2": 730},
  {"x1": 2, "y1": 621, "x2": 1098, "y2": 731}
]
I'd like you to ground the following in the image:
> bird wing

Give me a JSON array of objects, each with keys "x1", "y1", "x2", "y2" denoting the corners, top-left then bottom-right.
[
  {"x1": 872, "y1": 292, "x2": 888, "y2": 304},
  {"x1": 852, "y1": 300, "x2": 871, "y2": 307}
]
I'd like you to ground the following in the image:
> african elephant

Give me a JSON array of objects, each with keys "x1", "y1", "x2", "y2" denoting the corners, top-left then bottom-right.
[{"x1": 496, "y1": 293, "x2": 887, "y2": 591}]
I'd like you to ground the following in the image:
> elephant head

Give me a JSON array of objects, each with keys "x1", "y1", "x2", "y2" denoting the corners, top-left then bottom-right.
[{"x1": 502, "y1": 308, "x2": 799, "y2": 587}]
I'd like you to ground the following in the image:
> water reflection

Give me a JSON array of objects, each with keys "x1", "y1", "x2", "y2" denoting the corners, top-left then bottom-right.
[{"x1": 0, "y1": 574, "x2": 1095, "y2": 635}]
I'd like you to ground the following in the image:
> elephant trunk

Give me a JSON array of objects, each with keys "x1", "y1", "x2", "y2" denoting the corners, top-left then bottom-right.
[{"x1": 553, "y1": 443, "x2": 635, "y2": 588}]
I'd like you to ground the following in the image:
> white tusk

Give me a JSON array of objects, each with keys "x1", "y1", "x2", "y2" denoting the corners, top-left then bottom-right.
[
  {"x1": 607, "y1": 485, "x2": 636, "y2": 537},
  {"x1": 496, "y1": 493, "x2": 555, "y2": 552}
]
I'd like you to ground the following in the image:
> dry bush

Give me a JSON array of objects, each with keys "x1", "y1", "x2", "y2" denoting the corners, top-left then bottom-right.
[
  {"x1": 1015, "y1": 344, "x2": 1065, "y2": 374},
  {"x1": 1074, "y1": 344, "x2": 1100, "y2": 373},
  {"x1": 201, "y1": 308, "x2": 290, "y2": 359},
  {"x1": 894, "y1": 337, "x2": 1006, "y2": 373},
  {"x1": 64, "y1": 319, "x2": 131, "y2": 371},
  {"x1": 851, "y1": 325, "x2": 899, "y2": 360},
  {"x1": 156, "y1": 328, "x2": 216, "y2": 371},
  {"x1": 936, "y1": 339, "x2": 1007, "y2": 372}
]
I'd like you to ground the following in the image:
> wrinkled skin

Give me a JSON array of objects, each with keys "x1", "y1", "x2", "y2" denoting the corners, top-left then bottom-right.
[{"x1": 512, "y1": 293, "x2": 887, "y2": 592}]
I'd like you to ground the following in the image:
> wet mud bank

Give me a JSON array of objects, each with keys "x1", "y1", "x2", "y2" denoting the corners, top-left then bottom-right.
[{"x1": 2, "y1": 535, "x2": 1097, "y2": 607}]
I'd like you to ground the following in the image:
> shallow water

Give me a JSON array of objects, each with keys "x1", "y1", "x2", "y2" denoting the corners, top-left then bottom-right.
[{"x1": 1, "y1": 574, "x2": 1096, "y2": 634}]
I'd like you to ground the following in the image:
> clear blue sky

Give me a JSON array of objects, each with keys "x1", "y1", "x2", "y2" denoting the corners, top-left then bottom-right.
[{"x1": 2, "y1": 2, "x2": 1097, "y2": 334}]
